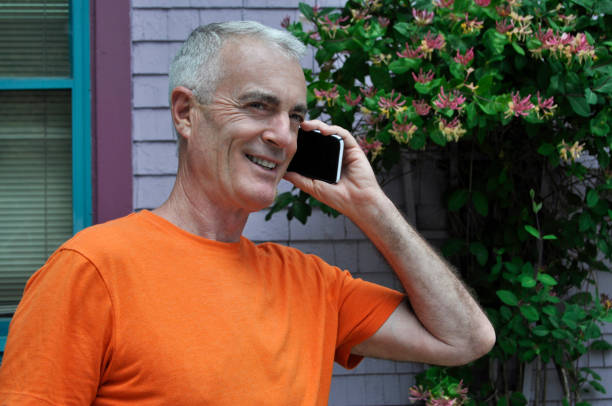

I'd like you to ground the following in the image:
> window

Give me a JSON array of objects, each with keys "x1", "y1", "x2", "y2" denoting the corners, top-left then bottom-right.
[{"x1": 0, "y1": 0, "x2": 91, "y2": 315}]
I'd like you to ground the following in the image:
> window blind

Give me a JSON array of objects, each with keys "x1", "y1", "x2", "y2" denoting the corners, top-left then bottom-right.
[
  {"x1": 0, "y1": 0, "x2": 70, "y2": 77},
  {"x1": 0, "y1": 90, "x2": 72, "y2": 314}
]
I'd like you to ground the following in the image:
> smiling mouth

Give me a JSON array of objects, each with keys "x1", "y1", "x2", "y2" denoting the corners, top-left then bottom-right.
[{"x1": 246, "y1": 154, "x2": 277, "y2": 170}]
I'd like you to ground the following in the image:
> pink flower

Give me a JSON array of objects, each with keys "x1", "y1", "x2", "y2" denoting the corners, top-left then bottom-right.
[
  {"x1": 344, "y1": 91, "x2": 362, "y2": 106},
  {"x1": 505, "y1": 92, "x2": 534, "y2": 118},
  {"x1": 377, "y1": 16, "x2": 390, "y2": 28},
  {"x1": 422, "y1": 31, "x2": 446, "y2": 50},
  {"x1": 454, "y1": 47, "x2": 474, "y2": 65},
  {"x1": 474, "y1": 0, "x2": 490, "y2": 6},
  {"x1": 461, "y1": 13, "x2": 483, "y2": 34},
  {"x1": 390, "y1": 116, "x2": 418, "y2": 143},
  {"x1": 408, "y1": 386, "x2": 430, "y2": 402},
  {"x1": 397, "y1": 43, "x2": 424, "y2": 59},
  {"x1": 439, "y1": 117, "x2": 466, "y2": 141},
  {"x1": 280, "y1": 15, "x2": 290, "y2": 28},
  {"x1": 319, "y1": 15, "x2": 349, "y2": 38},
  {"x1": 412, "y1": 99, "x2": 432, "y2": 116},
  {"x1": 535, "y1": 92, "x2": 557, "y2": 118},
  {"x1": 411, "y1": 68, "x2": 434, "y2": 84},
  {"x1": 359, "y1": 86, "x2": 377, "y2": 98},
  {"x1": 313, "y1": 85, "x2": 340, "y2": 105},
  {"x1": 412, "y1": 8, "x2": 434, "y2": 26},
  {"x1": 434, "y1": 87, "x2": 466, "y2": 111},
  {"x1": 357, "y1": 136, "x2": 383, "y2": 158},
  {"x1": 434, "y1": 0, "x2": 454, "y2": 8},
  {"x1": 496, "y1": 19, "x2": 514, "y2": 34},
  {"x1": 378, "y1": 90, "x2": 406, "y2": 117}
]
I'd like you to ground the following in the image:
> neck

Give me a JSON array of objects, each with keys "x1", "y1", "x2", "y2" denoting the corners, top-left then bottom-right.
[{"x1": 153, "y1": 175, "x2": 249, "y2": 243}]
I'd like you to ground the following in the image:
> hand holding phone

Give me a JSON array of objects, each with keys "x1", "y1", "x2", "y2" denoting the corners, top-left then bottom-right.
[{"x1": 287, "y1": 128, "x2": 344, "y2": 184}]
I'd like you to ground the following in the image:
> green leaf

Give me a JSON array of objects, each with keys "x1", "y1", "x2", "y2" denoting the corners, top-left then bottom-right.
[
  {"x1": 589, "y1": 380, "x2": 606, "y2": 394},
  {"x1": 497, "y1": 290, "x2": 519, "y2": 306},
  {"x1": 483, "y1": 28, "x2": 507, "y2": 55},
  {"x1": 290, "y1": 200, "x2": 311, "y2": 224},
  {"x1": 524, "y1": 225, "x2": 541, "y2": 239},
  {"x1": 298, "y1": 3, "x2": 314, "y2": 21},
  {"x1": 594, "y1": 75, "x2": 612, "y2": 94},
  {"x1": 448, "y1": 189, "x2": 469, "y2": 211},
  {"x1": 532, "y1": 325, "x2": 549, "y2": 336},
  {"x1": 520, "y1": 275, "x2": 537, "y2": 288},
  {"x1": 542, "y1": 234, "x2": 557, "y2": 240},
  {"x1": 511, "y1": 42, "x2": 525, "y2": 55},
  {"x1": 590, "y1": 340, "x2": 612, "y2": 350},
  {"x1": 369, "y1": 65, "x2": 392, "y2": 91},
  {"x1": 579, "y1": 211, "x2": 594, "y2": 231},
  {"x1": 567, "y1": 95, "x2": 591, "y2": 117},
  {"x1": 472, "y1": 191, "x2": 489, "y2": 216},
  {"x1": 392, "y1": 22, "x2": 411, "y2": 38},
  {"x1": 587, "y1": 189, "x2": 599, "y2": 207},
  {"x1": 470, "y1": 242, "x2": 489, "y2": 266},
  {"x1": 585, "y1": 88, "x2": 598, "y2": 104},
  {"x1": 389, "y1": 58, "x2": 420, "y2": 74},
  {"x1": 537, "y1": 273, "x2": 558, "y2": 286},
  {"x1": 520, "y1": 305, "x2": 540, "y2": 321},
  {"x1": 537, "y1": 143, "x2": 555, "y2": 156}
]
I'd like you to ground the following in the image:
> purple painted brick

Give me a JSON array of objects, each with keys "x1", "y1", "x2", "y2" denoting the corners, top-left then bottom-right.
[
  {"x1": 316, "y1": 0, "x2": 346, "y2": 7},
  {"x1": 133, "y1": 0, "x2": 191, "y2": 8},
  {"x1": 133, "y1": 75, "x2": 170, "y2": 108},
  {"x1": 243, "y1": 8, "x2": 300, "y2": 30},
  {"x1": 330, "y1": 241, "x2": 358, "y2": 272},
  {"x1": 133, "y1": 109, "x2": 174, "y2": 141},
  {"x1": 132, "y1": 9, "x2": 168, "y2": 41},
  {"x1": 199, "y1": 9, "x2": 243, "y2": 25},
  {"x1": 289, "y1": 209, "x2": 345, "y2": 241},
  {"x1": 363, "y1": 374, "x2": 385, "y2": 405},
  {"x1": 134, "y1": 175, "x2": 176, "y2": 210},
  {"x1": 133, "y1": 142, "x2": 178, "y2": 175},
  {"x1": 133, "y1": 43, "x2": 172, "y2": 74},
  {"x1": 357, "y1": 240, "x2": 389, "y2": 273},
  {"x1": 244, "y1": 0, "x2": 301, "y2": 7},
  {"x1": 243, "y1": 210, "x2": 290, "y2": 241},
  {"x1": 168, "y1": 9, "x2": 200, "y2": 40},
  {"x1": 288, "y1": 240, "x2": 336, "y2": 265},
  {"x1": 191, "y1": 0, "x2": 244, "y2": 7}
]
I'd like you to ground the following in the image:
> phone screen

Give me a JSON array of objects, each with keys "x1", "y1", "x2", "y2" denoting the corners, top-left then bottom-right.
[{"x1": 287, "y1": 129, "x2": 344, "y2": 183}]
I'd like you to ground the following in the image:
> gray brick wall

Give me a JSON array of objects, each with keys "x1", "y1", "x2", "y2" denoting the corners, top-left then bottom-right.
[{"x1": 130, "y1": 1, "x2": 611, "y2": 404}]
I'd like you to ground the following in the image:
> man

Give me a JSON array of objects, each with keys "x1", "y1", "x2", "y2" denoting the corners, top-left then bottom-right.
[{"x1": 0, "y1": 22, "x2": 495, "y2": 405}]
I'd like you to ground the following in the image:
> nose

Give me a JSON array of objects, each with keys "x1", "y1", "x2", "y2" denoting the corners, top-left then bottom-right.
[{"x1": 262, "y1": 113, "x2": 295, "y2": 150}]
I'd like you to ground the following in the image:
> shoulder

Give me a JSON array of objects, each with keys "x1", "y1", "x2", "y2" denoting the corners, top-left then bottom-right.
[{"x1": 63, "y1": 211, "x2": 150, "y2": 253}]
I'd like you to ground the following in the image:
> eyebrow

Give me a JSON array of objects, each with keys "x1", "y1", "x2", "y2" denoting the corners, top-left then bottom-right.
[{"x1": 238, "y1": 90, "x2": 307, "y2": 115}]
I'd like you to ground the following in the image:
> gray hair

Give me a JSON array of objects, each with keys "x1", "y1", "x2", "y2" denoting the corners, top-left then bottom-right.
[{"x1": 168, "y1": 21, "x2": 306, "y2": 104}]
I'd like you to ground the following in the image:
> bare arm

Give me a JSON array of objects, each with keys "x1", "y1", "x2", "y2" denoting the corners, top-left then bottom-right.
[{"x1": 285, "y1": 120, "x2": 495, "y2": 366}]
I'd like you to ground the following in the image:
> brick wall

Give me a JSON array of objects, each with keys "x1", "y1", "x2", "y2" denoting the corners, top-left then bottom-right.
[{"x1": 130, "y1": 1, "x2": 611, "y2": 404}]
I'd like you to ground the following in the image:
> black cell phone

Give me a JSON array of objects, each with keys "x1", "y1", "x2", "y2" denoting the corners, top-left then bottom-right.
[{"x1": 287, "y1": 128, "x2": 344, "y2": 184}]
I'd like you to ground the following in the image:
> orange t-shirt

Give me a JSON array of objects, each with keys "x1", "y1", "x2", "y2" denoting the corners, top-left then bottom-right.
[{"x1": 0, "y1": 210, "x2": 404, "y2": 405}]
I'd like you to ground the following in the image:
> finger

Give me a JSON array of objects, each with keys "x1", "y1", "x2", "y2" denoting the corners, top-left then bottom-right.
[{"x1": 300, "y1": 120, "x2": 358, "y2": 149}]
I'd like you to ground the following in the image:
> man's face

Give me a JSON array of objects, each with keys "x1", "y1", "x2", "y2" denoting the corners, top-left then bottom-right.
[{"x1": 185, "y1": 39, "x2": 307, "y2": 214}]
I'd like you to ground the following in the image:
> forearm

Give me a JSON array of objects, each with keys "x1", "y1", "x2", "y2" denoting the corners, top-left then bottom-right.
[{"x1": 347, "y1": 192, "x2": 495, "y2": 355}]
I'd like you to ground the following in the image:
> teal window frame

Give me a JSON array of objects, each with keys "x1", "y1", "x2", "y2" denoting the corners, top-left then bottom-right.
[{"x1": 0, "y1": 0, "x2": 92, "y2": 234}]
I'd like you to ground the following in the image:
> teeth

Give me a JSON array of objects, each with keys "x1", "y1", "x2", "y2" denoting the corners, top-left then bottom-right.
[{"x1": 247, "y1": 154, "x2": 277, "y2": 169}]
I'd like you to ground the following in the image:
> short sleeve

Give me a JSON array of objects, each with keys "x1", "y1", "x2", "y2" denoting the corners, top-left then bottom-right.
[
  {"x1": 0, "y1": 249, "x2": 114, "y2": 405},
  {"x1": 332, "y1": 268, "x2": 404, "y2": 369}
]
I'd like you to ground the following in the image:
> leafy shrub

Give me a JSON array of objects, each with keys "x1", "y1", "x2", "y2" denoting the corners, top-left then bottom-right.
[{"x1": 273, "y1": 0, "x2": 612, "y2": 404}]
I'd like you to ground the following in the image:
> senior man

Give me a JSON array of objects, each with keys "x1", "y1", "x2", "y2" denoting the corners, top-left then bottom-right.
[{"x1": 0, "y1": 21, "x2": 495, "y2": 405}]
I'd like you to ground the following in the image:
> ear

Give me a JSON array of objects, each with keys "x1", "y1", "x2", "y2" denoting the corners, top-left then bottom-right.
[{"x1": 171, "y1": 86, "x2": 196, "y2": 142}]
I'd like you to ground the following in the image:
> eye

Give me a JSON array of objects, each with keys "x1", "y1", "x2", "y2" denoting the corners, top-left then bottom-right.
[
  {"x1": 290, "y1": 112, "x2": 305, "y2": 123},
  {"x1": 248, "y1": 102, "x2": 266, "y2": 110}
]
